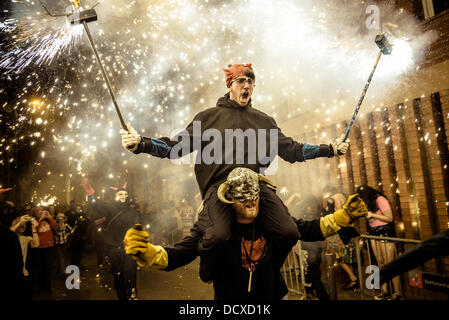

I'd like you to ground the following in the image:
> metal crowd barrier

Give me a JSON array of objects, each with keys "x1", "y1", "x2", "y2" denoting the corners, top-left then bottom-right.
[
  {"x1": 355, "y1": 234, "x2": 422, "y2": 300},
  {"x1": 281, "y1": 240, "x2": 310, "y2": 299}
]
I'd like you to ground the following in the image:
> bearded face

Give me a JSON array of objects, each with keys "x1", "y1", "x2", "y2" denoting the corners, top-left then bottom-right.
[{"x1": 232, "y1": 197, "x2": 260, "y2": 223}]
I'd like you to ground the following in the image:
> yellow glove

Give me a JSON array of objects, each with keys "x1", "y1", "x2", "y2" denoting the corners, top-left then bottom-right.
[
  {"x1": 124, "y1": 224, "x2": 168, "y2": 269},
  {"x1": 320, "y1": 194, "x2": 367, "y2": 237}
]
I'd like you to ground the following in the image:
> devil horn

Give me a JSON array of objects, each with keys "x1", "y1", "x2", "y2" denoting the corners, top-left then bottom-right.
[{"x1": 217, "y1": 183, "x2": 234, "y2": 204}]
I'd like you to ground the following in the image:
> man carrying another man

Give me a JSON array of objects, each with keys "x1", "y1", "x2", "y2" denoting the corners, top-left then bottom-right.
[
  {"x1": 123, "y1": 167, "x2": 367, "y2": 299},
  {"x1": 120, "y1": 64, "x2": 350, "y2": 277}
]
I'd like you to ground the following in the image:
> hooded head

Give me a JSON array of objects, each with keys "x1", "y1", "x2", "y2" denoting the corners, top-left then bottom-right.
[
  {"x1": 218, "y1": 167, "x2": 260, "y2": 223},
  {"x1": 222, "y1": 64, "x2": 255, "y2": 107}
]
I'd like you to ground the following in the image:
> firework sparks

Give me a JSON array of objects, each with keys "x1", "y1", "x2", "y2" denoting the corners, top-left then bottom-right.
[
  {"x1": 0, "y1": 17, "x2": 83, "y2": 73},
  {"x1": 36, "y1": 195, "x2": 58, "y2": 207},
  {"x1": 0, "y1": 0, "x2": 439, "y2": 204}
]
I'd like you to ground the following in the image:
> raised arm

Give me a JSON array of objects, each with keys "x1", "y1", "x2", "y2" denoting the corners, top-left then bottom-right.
[
  {"x1": 270, "y1": 117, "x2": 350, "y2": 163},
  {"x1": 82, "y1": 177, "x2": 115, "y2": 219},
  {"x1": 120, "y1": 112, "x2": 203, "y2": 159}
]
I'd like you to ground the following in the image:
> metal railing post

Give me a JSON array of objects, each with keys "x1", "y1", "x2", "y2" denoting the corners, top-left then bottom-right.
[
  {"x1": 292, "y1": 243, "x2": 302, "y2": 297},
  {"x1": 367, "y1": 238, "x2": 375, "y2": 298},
  {"x1": 326, "y1": 252, "x2": 338, "y2": 300},
  {"x1": 355, "y1": 234, "x2": 422, "y2": 300},
  {"x1": 355, "y1": 238, "x2": 364, "y2": 300}
]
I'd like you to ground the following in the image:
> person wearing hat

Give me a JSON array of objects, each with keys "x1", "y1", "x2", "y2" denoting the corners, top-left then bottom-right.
[
  {"x1": 120, "y1": 64, "x2": 350, "y2": 270},
  {"x1": 67, "y1": 203, "x2": 89, "y2": 270},
  {"x1": 82, "y1": 177, "x2": 141, "y2": 300},
  {"x1": 54, "y1": 213, "x2": 73, "y2": 276},
  {"x1": 123, "y1": 167, "x2": 367, "y2": 300}
]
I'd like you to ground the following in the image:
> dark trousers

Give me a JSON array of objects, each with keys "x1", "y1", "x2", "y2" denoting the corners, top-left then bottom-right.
[
  {"x1": 54, "y1": 244, "x2": 68, "y2": 274},
  {"x1": 35, "y1": 247, "x2": 53, "y2": 292},
  {"x1": 306, "y1": 258, "x2": 329, "y2": 300},
  {"x1": 70, "y1": 239, "x2": 85, "y2": 267},
  {"x1": 107, "y1": 246, "x2": 137, "y2": 300},
  {"x1": 94, "y1": 232, "x2": 105, "y2": 266},
  {"x1": 380, "y1": 228, "x2": 449, "y2": 284},
  {"x1": 197, "y1": 183, "x2": 299, "y2": 268}
]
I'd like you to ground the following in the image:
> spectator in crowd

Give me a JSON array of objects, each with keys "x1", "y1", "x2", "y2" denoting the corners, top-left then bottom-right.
[
  {"x1": 47, "y1": 205, "x2": 56, "y2": 218},
  {"x1": 322, "y1": 185, "x2": 359, "y2": 291},
  {"x1": 82, "y1": 202, "x2": 95, "y2": 251},
  {"x1": 91, "y1": 206, "x2": 106, "y2": 269},
  {"x1": 357, "y1": 185, "x2": 402, "y2": 300},
  {"x1": 32, "y1": 206, "x2": 58, "y2": 294},
  {"x1": 23, "y1": 202, "x2": 32, "y2": 216},
  {"x1": 67, "y1": 204, "x2": 89, "y2": 269},
  {"x1": 131, "y1": 195, "x2": 145, "y2": 216},
  {"x1": 53, "y1": 213, "x2": 73, "y2": 276},
  {"x1": 284, "y1": 192, "x2": 302, "y2": 218},
  {"x1": 159, "y1": 200, "x2": 178, "y2": 246},
  {"x1": 65, "y1": 200, "x2": 76, "y2": 220},
  {"x1": 172, "y1": 200, "x2": 184, "y2": 243},
  {"x1": 140, "y1": 199, "x2": 156, "y2": 234},
  {"x1": 10, "y1": 214, "x2": 40, "y2": 281},
  {"x1": 179, "y1": 199, "x2": 195, "y2": 239},
  {"x1": 193, "y1": 192, "x2": 202, "y2": 222},
  {"x1": 297, "y1": 195, "x2": 329, "y2": 300},
  {"x1": 0, "y1": 200, "x2": 27, "y2": 299}
]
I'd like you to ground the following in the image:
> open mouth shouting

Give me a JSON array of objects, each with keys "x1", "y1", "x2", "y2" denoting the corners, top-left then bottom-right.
[
  {"x1": 229, "y1": 76, "x2": 255, "y2": 106},
  {"x1": 239, "y1": 91, "x2": 250, "y2": 105}
]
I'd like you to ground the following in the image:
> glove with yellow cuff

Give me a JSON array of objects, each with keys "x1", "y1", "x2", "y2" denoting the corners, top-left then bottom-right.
[
  {"x1": 124, "y1": 224, "x2": 168, "y2": 269},
  {"x1": 320, "y1": 193, "x2": 367, "y2": 238}
]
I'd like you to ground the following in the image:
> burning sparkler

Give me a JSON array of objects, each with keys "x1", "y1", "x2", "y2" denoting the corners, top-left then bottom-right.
[{"x1": 0, "y1": 1, "x2": 83, "y2": 74}]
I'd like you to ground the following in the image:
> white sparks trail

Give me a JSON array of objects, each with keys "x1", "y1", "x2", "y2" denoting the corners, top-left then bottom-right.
[
  {"x1": 0, "y1": 18, "x2": 83, "y2": 73},
  {"x1": 0, "y1": 0, "x2": 439, "y2": 202}
]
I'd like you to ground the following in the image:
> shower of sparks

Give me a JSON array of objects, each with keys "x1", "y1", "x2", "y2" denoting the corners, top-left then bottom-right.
[
  {"x1": 0, "y1": 7, "x2": 83, "y2": 74},
  {"x1": 0, "y1": 0, "x2": 439, "y2": 202},
  {"x1": 36, "y1": 195, "x2": 58, "y2": 207}
]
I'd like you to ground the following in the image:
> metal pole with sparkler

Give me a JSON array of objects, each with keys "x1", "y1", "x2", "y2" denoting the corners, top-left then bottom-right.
[
  {"x1": 343, "y1": 33, "x2": 393, "y2": 141},
  {"x1": 69, "y1": 6, "x2": 127, "y2": 130},
  {"x1": 38, "y1": 0, "x2": 127, "y2": 130}
]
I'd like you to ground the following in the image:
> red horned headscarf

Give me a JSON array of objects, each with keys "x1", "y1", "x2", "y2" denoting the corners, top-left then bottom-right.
[
  {"x1": 110, "y1": 182, "x2": 127, "y2": 192},
  {"x1": 222, "y1": 64, "x2": 254, "y2": 88}
]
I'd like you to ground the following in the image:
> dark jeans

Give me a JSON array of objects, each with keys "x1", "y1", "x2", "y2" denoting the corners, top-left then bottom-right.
[
  {"x1": 305, "y1": 256, "x2": 329, "y2": 300},
  {"x1": 197, "y1": 183, "x2": 300, "y2": 280},
  {"x1": 54, "y1": 244, "x2": 68, "y2": 274},
  {"x1": 35, "y1": 247, "x2": 53, "y2": 292},
  {"x1": 94, "y1": 231, "x2": 105, "y2": 266},
  {"x1": 107, "y1": 245, "x2": 137, "y2": 300},
  {"x1": 70, "y1": 238, "x2": 85, "y2": 267},
  {"x1": 380, "y1": 228, "x2": 449, "y2": 284}
]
